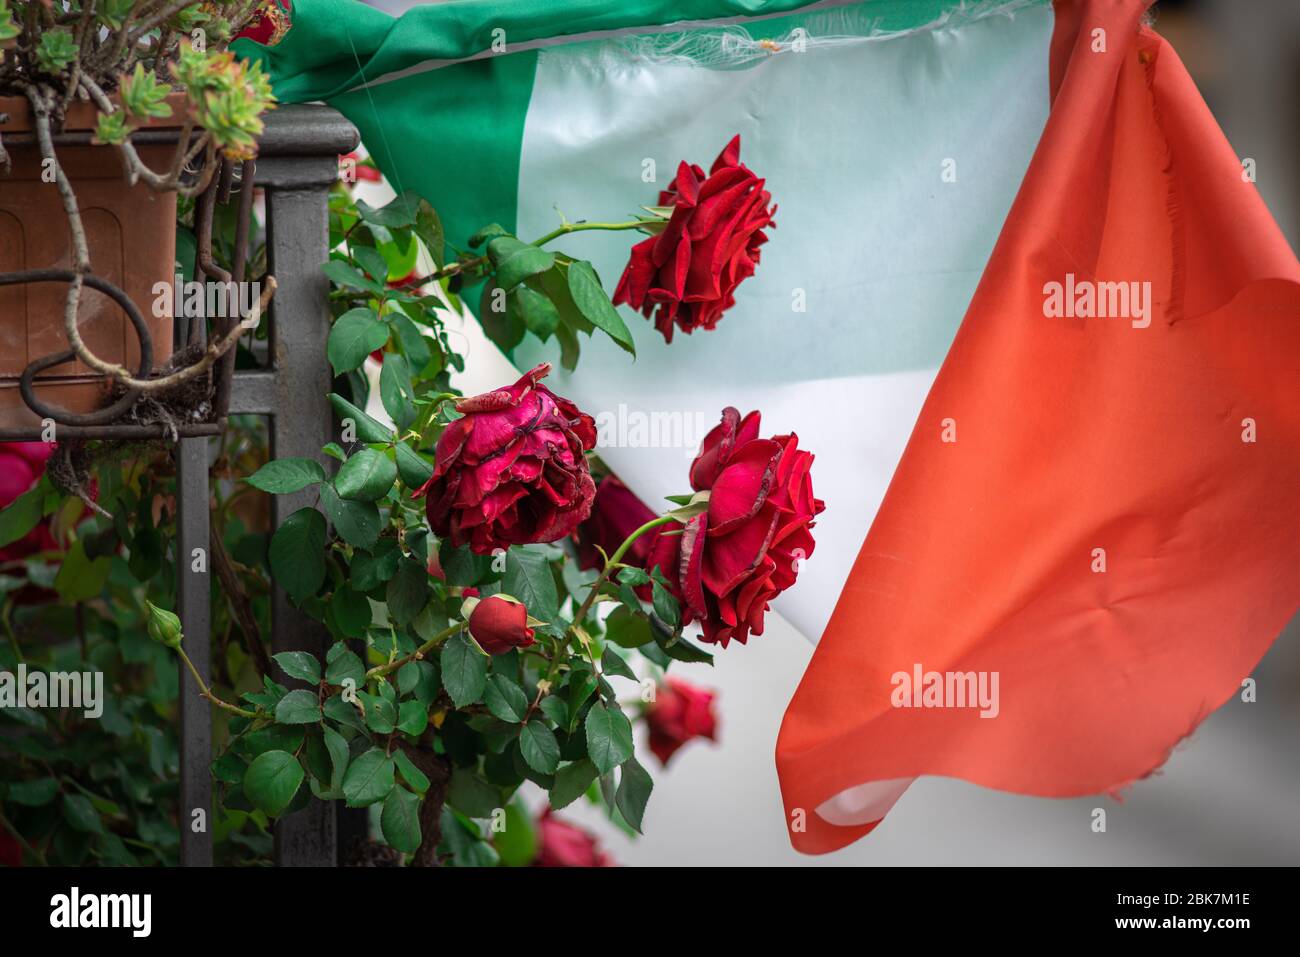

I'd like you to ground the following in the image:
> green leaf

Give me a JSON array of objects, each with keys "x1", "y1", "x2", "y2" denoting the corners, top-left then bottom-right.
[
  {"x1": 487, "y1": 236, "x2": 555, "y2": 291},
  {"x1": 62, "y1": 793, "x2": 103, "y2": 834},
  {"x1": 549, "y1": 759, "x2": 598, "y2": 810},
  {"x1": 354, "y1": 246, "x2": 390, "y2": 285},
  {"x1": 519, "y1": 720, "x2": 561, "y2": 774},
  {"x1": 335, "y1": 448, "x2": 398, "y2": 502},
  {"x1": 652, "y1": 580, "x2": 681, "y2": 630},
  {"x1": 447, "y1": 769, "x2": 501, "y2": 819},
  {"x1": 327, "y1": 307, "x2": 389, "y2": 375},
  {"x1": 322, "y1": 726, "x2": 350, "y2": 790},
  {"x1": 396, "y1": 700, "x2": 429, "y2": 736},
  {"x1": 539, "y1": 695, "x2": 568, "y2": 728},
  {"x1": 393, "y1": 750, "x2": 430, "y2": 794},
  {"x1": 245, "y1": 458, "x2": 326, "y2": 494},
  {"x1": 5, "y1": 778, "x2": 59, "y2": 807},
  {"x1": 483, "y1": 673, "x2": 529, "y2": 724},
  {"x1": 269, "y1": 508, "x2": 327, "y2": 603},
  {"x1": 585, "y1": 702, "x2": 634, "y2": 775},
  {"x1": 615, "y1": 755, "x2": 653, "y2": 833},
  {"x1": 414, "y1": 199, "x2": 446, "y2": 269},
  {"x1": 342, "y1": 748, "x2": 396, "y2": 808},
  {"x1": 320, "y1": 482, "x2": 381, "y2": 550},
  {"x1": 350, "y1": 540, "x2": 402, "y2": 590},
  {"x1": 469, "y1": 223, "x2": 509, "y2": 248},
  {"x1": 381, "y1": 786, "x2": 423, "y2": 853},
  {"x1": 330, "y1": 586, "x2": 373, "y2": 639},
  {"x1": 273, "y1": 652, "x2": 322, "y2": 685},
  {"x1": 503, "y1": 548, "x2": 559, "y2": 622},
  {"x1": 387, "y1": 311, "x2": 433, "y2": 372},
  {"x1": 275, "y1": 689, "x2": 322, "y2": 725},
  {"x1": 0, "y1": 484, "x2": 44, "y2": 548},
  {"x1": 440, "y1": 630, "x2": 487, "y2": 708},
  {"x1": 357, "y1": 192, "x2": 419, "y2": 228},
  {"x1": 324, "y1": 644, "x2": 366, "y2": 689},
  {"x1": 244, "y1": 750, "x2": 305, "y2": 817},
  {"x1": 495, "y1": 800, "x2": 537, "y2": 867},
  {"x1": 386, "y1": 558, "x2": 430, "y2": 626},
  {"x1": 601, "y1": 646, "x2": 638, "y2": 681},
  {"x1": 512, "y1": 283, "x2": 560, "y2": 340},
  {"x1": 328, "y1": 393, "x2": 393, "y2": 444},
  {"x1": 394, "y1": 442, "x2": 434, "y2": 489},
  {"x1": 478, "y1": 281, "x2": 526, "y2": 352},
  {"x1": 53, "y1": 541, "x2": 111, "y2": 602},
  {"x1": 568, "y1": 260, "x2": 635, "y2": 356},
  {"x1": 379, "y1": 353, "x2": 416, "y2": 431}
]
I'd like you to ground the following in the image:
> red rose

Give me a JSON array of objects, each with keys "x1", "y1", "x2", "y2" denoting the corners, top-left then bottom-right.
[
  {"x1": 235, "y1": 0, "x2": 293, "y2": 47},
  {"x1": 613, "y1": 135, "x2": 775, "y2": 343},
  {"x1": 646, "y1": 408, "x2": 823, "y2": 647},
  {"x1": 467, "y1": 595, "x2": 535, "y2": 655},
  {"x1": 533, "y1": 809, "x2": 613, "y2": 867},
  {"x1": 646, "y1": 677, "x2": 719, "y2": 767},
  {"x1": 573, "y1": 475, "x2": 657, "y2": 572},
  {"x1": 0, "y1": 442, "x2": 57, "y2": 564},
  {"x1": 415, "y1": 363, "x2": 597, "y2": 554},
  {"x1": 0, "y1": 828, "x2": 21, "y2": 867}
]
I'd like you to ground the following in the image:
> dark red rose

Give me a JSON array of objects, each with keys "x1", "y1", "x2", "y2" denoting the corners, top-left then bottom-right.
[
  {"x1": 613, "y1": 135, "x2": 775, "y2": 343},
  {"x1": 646, "y1": 677, "x2": 719, "y2": 767},
  {"x1": 0, "y1": 442, "x2": 57, "y2": 564},
  {"x1": 533, "y1": 809, "x2": 613, "y2": 867},
  {"x1": 573, "y1": 475, "x2": 658, "y2": 572},
  {"x1": 414, "y1": 363, "x2": 597, "y2": 554},
  {"x1": 0, "y1": 827, "x2": 21, "y2": 867},
  {"x1": 467, "y1": 595, "x2": 535, "y2": 655},
  {"x1": 646, "y1": 408, "x2": 824, "y2": 647}
]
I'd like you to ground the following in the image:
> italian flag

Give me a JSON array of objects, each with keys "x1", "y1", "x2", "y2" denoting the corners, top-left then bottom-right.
[{"x1": 242, "y1": 0, "x2": 1300, "y2": 853}]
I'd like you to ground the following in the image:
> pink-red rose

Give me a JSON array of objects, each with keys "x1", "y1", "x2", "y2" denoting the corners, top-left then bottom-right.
[
  {"x1": 647, "y1": 408, "x2": 824, "y2": 647},
  {"x1": 415, "y1": 363, "x2": 597, "y2": 554},
  {"x1": 0, "y1": 442, "x2": 57, "y2": 564},
  {"x1": 646, "y1": 677, "x2": 719, "y2": 766},
  {"x1": 533, "y1": 809, "x2": 613, "y2": 867},
  {"x1": 613, "y1": 135, "x2": 775, "y2": 343},
  {"x1": 467, "y1": 595, "x2": 535, "y2": 655},
  {"x1": 573, "y1": 475, "x2": 657, "y2": 572}
]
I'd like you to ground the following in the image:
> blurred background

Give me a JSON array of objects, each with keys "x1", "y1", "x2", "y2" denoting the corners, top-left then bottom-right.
[{"x1": 359, "y1": 0, "x2": 1300, "y2": 865}]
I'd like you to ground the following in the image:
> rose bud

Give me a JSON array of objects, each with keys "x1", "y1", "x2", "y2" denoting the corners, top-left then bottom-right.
[
  {"x1": 613, "y1": 135, "x2": 775, "y2": 343},
  {"x1": 533, "y1": 809, "x2": 614, "y2": 867},
  {"x1": 646, "y1": 677, "x2": 719, "y2": 767},
  {"x1": 467, "y1": 594, "x2": 535, "y2": 655},
  {"x1": 573, "y1": 475, "x2": 657, "y2": 572},
  {"x1": 646, "y1": 407, "x2": 824, "y2": 647},
  {"x1": 414, "y1": 363, "x2": 597, "y2": 555},
  {"x1": 145, "y1": 601, "x2": 184, "y2": 650}
]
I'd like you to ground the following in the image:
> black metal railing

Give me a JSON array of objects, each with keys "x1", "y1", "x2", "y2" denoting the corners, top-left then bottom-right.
[{"x1": 2, "y1": 104, "x2": 360, "y2": 866}]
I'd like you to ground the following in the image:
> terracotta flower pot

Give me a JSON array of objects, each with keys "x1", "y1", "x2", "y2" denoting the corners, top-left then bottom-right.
[{"x1": 0, "y1": 95, "x2": 183, "y2": 427}]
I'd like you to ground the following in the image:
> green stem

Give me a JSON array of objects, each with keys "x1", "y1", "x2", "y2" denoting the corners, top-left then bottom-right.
[
  {"x1": 176, "y1": 646, "x2": 260, "y2": 720},
  {"x1": 542, "y1": 513, "x2": 679, "y2": 691},
  {"x1": 367, "y1": 621, "x2": 465, "y2": 681},
  {"x1": 530, "y1": 220, "x2": 657, "y2": 248}
]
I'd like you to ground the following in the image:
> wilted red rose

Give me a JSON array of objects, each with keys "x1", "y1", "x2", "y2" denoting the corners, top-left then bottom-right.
[
  {"x1": 0, "y1": 442, "x2": 57, "y2": 564},
  {"x1": 467, "y1": 595, "x2": 535, "y2": 655},
  {"x1": 573, "y1": 475, "x2": 658, "y2": 572},
  {"x1": 533, "y1": 809, "x2": 613, "y2": 867},
  {"x1": 415, "y1": 363, "x2": 597, "y2": 554},
  {"x1": 646, "y1": 677, "x2": 719, "y2": 766},
  {"x1": 613, "y1": 135, "x2": 775, "y2": 343},
  {"x1": 646, "y1": 408, "x2": 823, "y2": 647}
]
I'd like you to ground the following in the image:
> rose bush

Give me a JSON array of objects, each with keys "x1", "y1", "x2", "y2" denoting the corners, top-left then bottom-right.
[{"x1": 614, "y1": 135, "x2": 776, "y2": 343}]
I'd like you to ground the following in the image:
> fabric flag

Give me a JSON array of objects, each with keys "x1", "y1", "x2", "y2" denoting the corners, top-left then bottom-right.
[{"x1": 239, "y1": 0, "x2": 1300, "y2": 854}]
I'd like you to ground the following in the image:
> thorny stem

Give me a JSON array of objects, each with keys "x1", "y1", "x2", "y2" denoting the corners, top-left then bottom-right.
[
  {"x1": 366, "y1": 621, "x2": 466, "y2": 682},
  {"x1": 530, "y1": 220, "x2": 657, "y2": 248}
]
